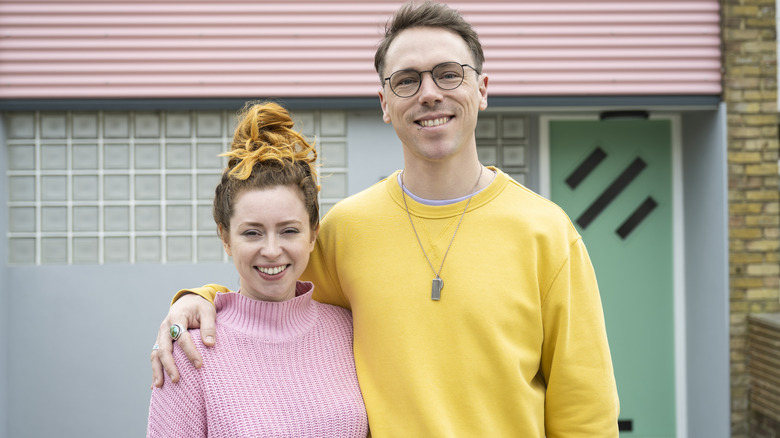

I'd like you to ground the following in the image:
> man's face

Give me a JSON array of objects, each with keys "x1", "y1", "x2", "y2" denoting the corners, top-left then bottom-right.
[{"x1": 379, "y1": 27, "x2": 488, "y2": 166}]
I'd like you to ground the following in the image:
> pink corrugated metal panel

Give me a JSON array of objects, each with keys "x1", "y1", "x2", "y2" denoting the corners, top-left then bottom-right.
[{"x1": 0, "y1": 0, "x2": 721, "y2": 99}]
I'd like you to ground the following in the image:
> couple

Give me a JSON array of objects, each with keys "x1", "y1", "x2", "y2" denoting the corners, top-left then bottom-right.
[{"x1": 149, "y1": 1, "x2": 619, "y2": 436}]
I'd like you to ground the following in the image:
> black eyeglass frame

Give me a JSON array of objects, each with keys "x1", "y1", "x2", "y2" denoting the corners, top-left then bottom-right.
[{"x1": 382, "y1": 62, "x2": 481, "y2": 98}]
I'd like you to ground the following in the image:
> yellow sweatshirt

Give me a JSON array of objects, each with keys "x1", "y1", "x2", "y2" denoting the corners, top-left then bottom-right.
[{"x1": 179, "y1": 168, "x2": 619, "y2": 437}]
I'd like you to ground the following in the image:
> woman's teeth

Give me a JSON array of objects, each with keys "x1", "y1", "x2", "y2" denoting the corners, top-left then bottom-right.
[{"x1": 257, "y1": 265, "x2": 286, "y2": 275}]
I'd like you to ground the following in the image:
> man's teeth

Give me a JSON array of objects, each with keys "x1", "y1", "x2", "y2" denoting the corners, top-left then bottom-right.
[
  {"x1": 419, "y1": 117, "x2": 449, "y2": 127},
  {"x1": 257, "y1": 265, "x2": 286, "y2": 275}
]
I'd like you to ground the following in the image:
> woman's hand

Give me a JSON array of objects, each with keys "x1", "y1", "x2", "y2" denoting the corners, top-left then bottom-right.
[{"x1": 150, "y1": 293, "x2": 216, "y2": 388}]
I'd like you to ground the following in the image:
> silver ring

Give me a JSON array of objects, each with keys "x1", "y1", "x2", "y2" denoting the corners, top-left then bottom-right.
[
  {"x1": 152, "y1": 344, "x2": 160, "y2": 351},
  {"x1": 170, "y1": 324, "x2": 184, "y2": 341}
]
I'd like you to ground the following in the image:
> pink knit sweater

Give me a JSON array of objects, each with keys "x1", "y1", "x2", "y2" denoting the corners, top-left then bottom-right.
[{"x1": 147, "y1": 282, "x2": 368, "y2": 437}]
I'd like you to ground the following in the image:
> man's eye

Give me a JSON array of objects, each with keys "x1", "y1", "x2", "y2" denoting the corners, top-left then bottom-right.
[
  {"x1": 393, "y1": 74, "x2": 419, "y2": 87},
  {"x1": 436, "y1": 70, "x2": 461, "y2": 81}
]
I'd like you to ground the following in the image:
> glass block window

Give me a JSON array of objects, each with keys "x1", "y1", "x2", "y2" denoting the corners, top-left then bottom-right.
[
  {"x1": 475, "y1": 114, "x2": 528, "y2": 185},
  {"x1": 5, "y1": 109, "x2": 348, "y2": 265},
  {"x1": 292, "y1": 110, "x2": 348, "y2": 216}
]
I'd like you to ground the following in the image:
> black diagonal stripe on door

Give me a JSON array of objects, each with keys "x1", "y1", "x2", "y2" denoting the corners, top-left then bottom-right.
[
  {"x1": 616, "y1": 196, "x2": 658, "y2": 239},
  {"x1": 565, "y1": 147, "x2": 607, "y2": 189},
  {"x1": 576, "y1": 157, "x2": 647, "y2": 229}
]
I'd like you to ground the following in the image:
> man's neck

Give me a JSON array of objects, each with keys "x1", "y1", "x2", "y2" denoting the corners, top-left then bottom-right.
[{"x1": 400, "y1": 158, "x2": 487, "y2": 200}]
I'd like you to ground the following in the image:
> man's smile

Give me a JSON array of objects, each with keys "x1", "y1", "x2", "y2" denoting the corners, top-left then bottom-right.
[{"x1": 416, "y1": 116, "x2": 452, "y2": 127}]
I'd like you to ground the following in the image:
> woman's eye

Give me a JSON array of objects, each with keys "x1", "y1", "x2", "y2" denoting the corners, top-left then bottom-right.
[
  {"x1": 243, "y1": 230, "x2": 261, "y2": 236},
  {"x1": 283, "y1": 228, "x2": 300, "y2": 235}
]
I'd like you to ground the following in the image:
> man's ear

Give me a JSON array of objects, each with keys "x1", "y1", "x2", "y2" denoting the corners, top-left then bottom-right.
[
  {"x1": 478, "y1": 74, "x2": 489, "y2": 111},
  {"x1": 379, "y1": 89, "x2": 392, "y2": 124}
]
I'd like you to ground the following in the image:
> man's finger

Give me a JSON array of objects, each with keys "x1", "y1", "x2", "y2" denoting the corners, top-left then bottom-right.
[
  {"x1": 152, "y1": 320, "x2": 176, "y2": 387},
  {"x1": 159, "y1": 339, "x2": 180, "y2": 384},
  {"x1": 198, "y1": 305, "x2": 217, "y2": 347},
  {"x1": 151, "y1": 348, "x2": 165, "y2": 388},
  {"x1": 177, "y1": 331, "x2": 203, "y2": 369},
  {"x1": 157, "y1": 318, "x2": 182, "y2": 383},
  {"x1": 151, "y1": 292, "x2": 216, "y2": 386}
]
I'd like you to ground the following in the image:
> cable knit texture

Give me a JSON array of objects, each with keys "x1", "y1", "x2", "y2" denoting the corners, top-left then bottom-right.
[{"x1": 147, "y1": 281, "x2": 368, "y2": 437}]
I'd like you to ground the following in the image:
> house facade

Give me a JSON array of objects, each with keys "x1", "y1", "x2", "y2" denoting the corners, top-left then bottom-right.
[{"x1": 0, "y1": 1, "x2": 776, "y2": 437}]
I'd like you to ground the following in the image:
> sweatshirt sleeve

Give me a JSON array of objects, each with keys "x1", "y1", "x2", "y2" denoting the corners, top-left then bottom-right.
[
  {"x1": 540, "y1": 237, "x2": 620, "y2": 437},
  {"x1": 300, "y1": 211, "x2": 350, "y2": 309},
  {"x1": 170, "y1": 284, "x2": 232, "y2": 306},
  {"x1": 147, "y1": 345, "x2": 207, "y2": 437}
]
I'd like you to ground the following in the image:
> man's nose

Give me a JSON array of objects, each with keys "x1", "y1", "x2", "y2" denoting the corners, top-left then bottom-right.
[{"x1": 417, "y1": 71, "x2": 442, "y2": 103}]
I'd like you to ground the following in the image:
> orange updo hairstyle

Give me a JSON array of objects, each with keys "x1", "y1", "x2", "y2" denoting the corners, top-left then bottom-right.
[{"x1": 213, "y1": 101, "x2": 319, "y2": 240}]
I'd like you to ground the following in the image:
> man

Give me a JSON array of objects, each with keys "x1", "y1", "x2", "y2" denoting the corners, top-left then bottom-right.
[{"x1": 151, "y1": 1, "x2": 619, "y2": 436}]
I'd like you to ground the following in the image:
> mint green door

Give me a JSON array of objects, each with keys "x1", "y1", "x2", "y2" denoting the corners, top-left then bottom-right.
[{"x1": 549, "y1": 119, "x2": 675, "y2": 436}]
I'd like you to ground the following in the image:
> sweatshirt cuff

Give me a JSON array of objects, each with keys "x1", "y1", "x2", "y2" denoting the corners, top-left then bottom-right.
[{"x1": 170, "y1": 283, "x2": 233, "y2": 306}]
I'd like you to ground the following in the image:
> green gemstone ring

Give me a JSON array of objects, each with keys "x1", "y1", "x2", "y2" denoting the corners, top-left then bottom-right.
[{"x1": 170, "y1": 324, "x2": 184, "y2": 341}]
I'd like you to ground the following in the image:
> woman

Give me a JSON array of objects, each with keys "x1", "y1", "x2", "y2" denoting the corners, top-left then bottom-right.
[{"x1": 147, "y1": 102, "x2": 368, "y2": 437}]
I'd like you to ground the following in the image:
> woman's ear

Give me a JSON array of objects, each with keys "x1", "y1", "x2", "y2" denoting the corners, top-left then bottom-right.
[
  {"x1": 218, "y1": 225, "x2": 232, "y2": 257},
  {"x1": 309, "y1": 226, "x2": 319, "y2": 252}
]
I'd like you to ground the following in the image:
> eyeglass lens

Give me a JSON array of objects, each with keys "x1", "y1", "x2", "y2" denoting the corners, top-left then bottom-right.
[{"x1": 388, "y1": 62, "x2": 466, "y2": 97}]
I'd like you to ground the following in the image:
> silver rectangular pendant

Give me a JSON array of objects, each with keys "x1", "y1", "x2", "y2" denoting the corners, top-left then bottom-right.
[{"x1": 431, "y1": 277, "x2": 443, "y2": 301}]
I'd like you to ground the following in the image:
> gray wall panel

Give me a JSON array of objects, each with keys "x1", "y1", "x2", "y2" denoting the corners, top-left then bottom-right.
[
  {"x1": 347, "y1": 110, "x2": 403, "y2": 196},
  {"x1": 682, "y1": 106, "x2": 730, "y2": 437},
  {"x1": 7, "y1": 264, "x2": 235, "y2": 438},
  {"x1": 1, "y1": 115, "x2": 9, "y2": 438}
]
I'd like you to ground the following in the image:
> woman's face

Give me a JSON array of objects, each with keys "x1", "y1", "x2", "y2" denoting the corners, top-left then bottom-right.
[{"x1": 221, "y1": 185, "x2": 317, "y2": 302}]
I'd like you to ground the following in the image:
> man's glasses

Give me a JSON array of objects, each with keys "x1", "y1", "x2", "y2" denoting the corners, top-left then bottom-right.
[{"x1": 383, "y1": 62, "x2": 480, "y2": 98}]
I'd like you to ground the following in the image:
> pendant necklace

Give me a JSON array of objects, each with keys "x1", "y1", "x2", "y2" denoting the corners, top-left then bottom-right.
[{"x1": 401, "y1": 165, "x2": 483, "y2": 301}]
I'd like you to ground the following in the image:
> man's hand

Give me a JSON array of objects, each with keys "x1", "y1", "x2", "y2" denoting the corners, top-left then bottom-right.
[{"x1": 150, "y1": 293, "x2": 216, "y2": 388}]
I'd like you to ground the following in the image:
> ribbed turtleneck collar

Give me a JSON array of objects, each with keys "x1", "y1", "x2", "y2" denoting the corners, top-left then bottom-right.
[{"x1": 214, "y1": 281, "x2": 318, "y2": 341}]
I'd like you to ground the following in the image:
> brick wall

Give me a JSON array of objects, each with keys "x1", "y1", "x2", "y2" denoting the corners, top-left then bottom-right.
[
  {"x1": 721, "y1": 0, "x2": 780, "y2": 436},
  {"x1": 748, "y1": 314, "x2": 780, "y2": 438},
  {"x1": 751, "y1": 414, "x2": 780, "y2": 438}
]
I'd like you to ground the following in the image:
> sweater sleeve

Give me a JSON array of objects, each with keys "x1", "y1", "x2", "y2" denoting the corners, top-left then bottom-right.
[
  {"x1": 147, "y1": 344, "x2": 207, "y2": 437},
  {"x1": 540, "y1": 237, "x2": 620, "y2": 437},
  {"x1": 170, "y1": 284, "x2": 232, "y2": 306}
]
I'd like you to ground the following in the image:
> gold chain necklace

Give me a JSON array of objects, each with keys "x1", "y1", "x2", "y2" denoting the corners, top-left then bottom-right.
[{"x1": 400, "y1": 166, "x2": 484, "y2": 301}]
